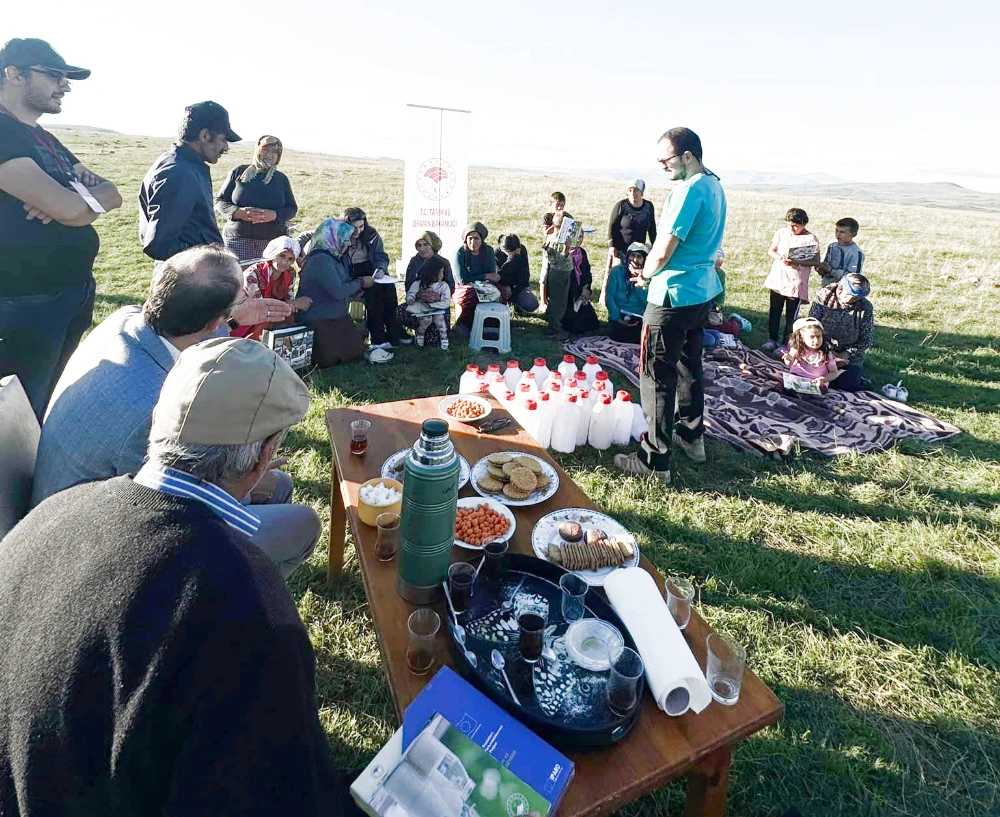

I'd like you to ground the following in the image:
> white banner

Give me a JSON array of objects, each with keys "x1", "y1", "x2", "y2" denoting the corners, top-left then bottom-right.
[{"x1": 400, "y1": 104, "x2": 470, "y2": 276}]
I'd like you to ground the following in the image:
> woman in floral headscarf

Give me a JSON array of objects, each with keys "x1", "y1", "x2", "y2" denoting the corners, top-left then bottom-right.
[
  {"x1": 298, "y1": 219, "x2": 374, "y2": 367},
  {"x1": 215, "y1": 135, "x2": 299, "y2": 264},
  {"x1": 230, "y1": 236, "x2": 312, "y2": 341},
  {"x1": 395, "y1": 230, "x2": 455, "y2": 347}
]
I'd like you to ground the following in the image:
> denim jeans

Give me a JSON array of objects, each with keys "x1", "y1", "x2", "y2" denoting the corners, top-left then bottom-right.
[{"x1": 0, "y1": 278, "x2": 96, "y2": 420}]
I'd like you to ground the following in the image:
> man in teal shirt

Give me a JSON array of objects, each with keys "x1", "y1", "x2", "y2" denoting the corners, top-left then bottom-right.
[{"x1": 614, "y1": 127, "x2": 725, "y2": 483}]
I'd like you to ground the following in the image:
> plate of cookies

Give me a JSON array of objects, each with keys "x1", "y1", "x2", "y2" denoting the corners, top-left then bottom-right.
[
  {"x1": 531, "y1": 509, "x2": 640, "y2": 586},
  {"x1": 471, "y1": 451, "x2": 560, "y2": 507}
]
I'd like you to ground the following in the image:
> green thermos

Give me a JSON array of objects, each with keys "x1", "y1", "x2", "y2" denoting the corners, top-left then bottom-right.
[{"x1": 398, "y1": 419, "x2": 460, "y2": 604}]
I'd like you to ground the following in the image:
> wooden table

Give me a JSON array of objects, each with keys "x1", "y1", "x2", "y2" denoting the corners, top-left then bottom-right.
[{"x1": 326, "y1": 396, "x2": 783, "y2": 817}]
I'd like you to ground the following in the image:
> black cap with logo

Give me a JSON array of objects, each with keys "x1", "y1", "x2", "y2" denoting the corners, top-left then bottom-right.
[
  {"x1": 184, "y1": 101, "x2": 241, "y2": 143},
  {"x1": 0, "y1": 38, "x2": 91, "y2": 80}
]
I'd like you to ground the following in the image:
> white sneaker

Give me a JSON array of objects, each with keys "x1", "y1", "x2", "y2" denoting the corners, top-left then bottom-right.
[
  {"x1": 613, "y1": 452, "x2": 671, "y2": 484},
  {"x1": 673, "y1": 434, "x2": 706, "y2": 463},
  {"x1": 368, "y1": 347, "x2": 394, "y2": 364}
]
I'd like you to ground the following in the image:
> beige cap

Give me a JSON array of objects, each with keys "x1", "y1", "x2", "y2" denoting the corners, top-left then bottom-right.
[{"x1": 152, "y1": 337, "x2": 310, "y2": 446}]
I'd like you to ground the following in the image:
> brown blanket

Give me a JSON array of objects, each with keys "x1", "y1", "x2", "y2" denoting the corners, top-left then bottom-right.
[{"x1": 564, "y1": 337, "x2": 961, "y2": 458}]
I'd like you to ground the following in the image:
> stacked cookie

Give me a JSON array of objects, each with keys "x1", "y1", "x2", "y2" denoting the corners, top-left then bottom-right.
[
  {"x1": 547, "y1": 523, "x2": 635, "y2": 571},
  {"x1": 476, "y1": 452, "x2": 550, "y2": 501}
]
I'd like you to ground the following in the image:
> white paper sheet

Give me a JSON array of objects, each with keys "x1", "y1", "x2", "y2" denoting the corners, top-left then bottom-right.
[{"x1": 604, "y1": 568, "x2": 712, "y2": 716}]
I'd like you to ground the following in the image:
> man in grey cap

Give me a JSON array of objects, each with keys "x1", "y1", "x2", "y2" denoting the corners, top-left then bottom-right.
[
  {"x1": 0, "y1": 38, "x2": 122, "y2": 418},
  {"x1": 139, "y1": 101, "x2": 241, "y2": 261},
  {"x1": 0, "y1": 338, "x2": 360, "y2": 816}
]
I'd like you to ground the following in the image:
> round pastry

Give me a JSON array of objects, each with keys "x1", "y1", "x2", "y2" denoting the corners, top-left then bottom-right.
[
  {"x1": 535, "y1": 473, "x2": 550, "y2": 490},
  {"x1": 487, "y1": 452, "x2": 513, "y2": 465},
  {"x1": 585, "y1": 528, "x2": 608, "y2": 546},
  {"x1": 503, "y1": 483, "x2": 531, "y2": 500},
  {"x1": 509, "y1": 466, "x2": 538, "y2": 492},
  {"x1": 487, "y1": 464, "x2": 509, "y2": 481},
  {"x1": 477, "y1": 475, "x2": 505, "y2": 493},
  {"x1": 559, "y1": 521, "x2": 583, "y2": 542},
  {"x1": 514, "y1": 456, "x2": 543, "y2": 474}
]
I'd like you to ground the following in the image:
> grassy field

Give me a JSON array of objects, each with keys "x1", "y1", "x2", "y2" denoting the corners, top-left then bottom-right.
[{"x1": 58, "y1": 131, "x2": 999, "y2": 816}]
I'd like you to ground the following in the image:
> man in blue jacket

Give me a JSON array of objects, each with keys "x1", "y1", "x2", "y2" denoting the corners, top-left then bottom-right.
[{"x1": 138, "y1": 101, "x2": 240, "y2": 260}]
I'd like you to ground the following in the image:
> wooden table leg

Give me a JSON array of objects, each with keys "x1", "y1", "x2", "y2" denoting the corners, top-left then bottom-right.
[
  {"x1": 685, "y1": 747, "x2": 732, "y2": 817},
  {"x1": 327, "y1": 457, "x2": 347, "y2": 583}
]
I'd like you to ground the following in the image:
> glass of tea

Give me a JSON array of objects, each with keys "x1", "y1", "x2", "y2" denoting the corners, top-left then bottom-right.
[
  {"x1": 406, "y1": 609, "x2": 440, "y2": 676},
  {"x1": 517, "y1": 605, "x2": 548, "y2": 664},
  {"x1": 482, "y1": 538, "x2": 509, "y2": 585},
  {"x1": 448, "y1": 562, "x2": 476, "y2": 615},
  {"x1": 350, "y1": 419, "x2": 371, "y2": 456},
  {"x1": 375, "y1": 512, "x2": 400, "y2": 562},
  {"x1": 606, "y1": 647, "x2": 644, "y2": 717}
]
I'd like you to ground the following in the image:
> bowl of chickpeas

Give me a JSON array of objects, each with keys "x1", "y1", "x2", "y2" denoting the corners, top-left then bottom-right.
[
  {"x1": 438, "y1": 394, "x2": 492, "y2": 424},
  {"x1": 453, "y1": 497, "x2": 516, "y2": 550}
]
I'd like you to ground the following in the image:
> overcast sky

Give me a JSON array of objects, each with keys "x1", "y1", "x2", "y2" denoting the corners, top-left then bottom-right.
[{"x1": 9, "y1": 0, "x2": 1000, "y2": 191}]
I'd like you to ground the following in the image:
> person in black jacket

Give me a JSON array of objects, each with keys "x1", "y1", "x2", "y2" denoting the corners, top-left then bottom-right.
[
  {"x1": 606, "y1": 178, "x2": 657, "y2": 278},
  {"x1": 495, "y1": 234, "x2": 539, "y2": 314},
  {"x1": 343, "y1": 206, "x2": 407, "y2": 349},
  {"x1": 0, "y1": 337, "x2": 362, "y2": 816},
  {"x1": 397, "y1": 230, "x2": 453, "y2": 347},
  {"x1": 215, "y1": 135, "x2": 298, "y2": 264},
  {"x1": 562, "y1": 234, "x2": 600, "y2": 335},
  {"x1": 139, "y1": 101, "x2": 240, "y2": 261}
]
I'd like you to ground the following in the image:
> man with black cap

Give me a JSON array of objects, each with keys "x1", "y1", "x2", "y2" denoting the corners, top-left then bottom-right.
[
  {"x1": 0, "y1": 337, "x2": 360, "y2": 815},
  {"x1": 0, "y1": 38, "x2": 122, "y2": 418},
  {"x1": 139, "y1": 101, "x2": 241, "y2": 261}
]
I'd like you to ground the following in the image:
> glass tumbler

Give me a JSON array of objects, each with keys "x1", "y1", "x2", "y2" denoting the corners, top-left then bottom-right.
[
  {"x1": 483, "y1": 538, "x2": 509, "y2": 585},
  {"x1": 606, "y1": 647, "x2": 645, "y2": 717},
  {"x1": 406, "y1": 609, "x2": 440, "y2": 676},
  {"x1": 350, "y1": 419, "x2": 371, "y2": 456},
  {"x1": 706, "y1": 632, "x2": 746, "y2": 706},
  {"x1": 665, "y1": 575, "x2": 695, "y2": 630},
  {"x1": 375, "y1": 512, "x2": 400, "y2": 562},
  {"x1": 559, "y1": 572, "x2": 588, "y2": 623},
  {"x1": 448, "y1": 562, "x2": 476, "y2": 614},
  {"x1": 517, "y1": 605, "x2": 548, "y2": 664}
]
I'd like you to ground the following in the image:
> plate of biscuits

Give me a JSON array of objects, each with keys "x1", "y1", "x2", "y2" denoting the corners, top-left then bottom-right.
[
  {"x1": 471, "y1": 451, "x2": 560, "y2": 507},
  {"x1": 531, "y1": 508, "x2": 640, "y2": 586}
]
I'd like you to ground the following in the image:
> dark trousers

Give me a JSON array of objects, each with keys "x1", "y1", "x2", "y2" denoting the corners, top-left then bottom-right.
[
  {"x1": 639, "y1": 300, "x2": 710, "y2": 472},
  {"x1": 767, "y1": 289, "x2": 801, "y2": 343},
  {"x1": 351, "y1": 260, "x2": 402, "y2": 345},
  {"x1": 831, "y1": 361, "x2": 865, "y2": 392},
  {"x1": 0, "y1": 278, "x2": 95, "y2": 420},
  {"x1": 608, "y1": 319, "x2": 642, "y2": 344}
]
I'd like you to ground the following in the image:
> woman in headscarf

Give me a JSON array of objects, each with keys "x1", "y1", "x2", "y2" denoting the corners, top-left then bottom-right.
[
  {"x1": 230, "y1": 236, "x2": 312, "y2": 341},
  {"x1": 452, "y1": 221, "x2": 500, "y2": 337},
  {"x1": 561, "y1": 230, "x2": 600, "y2": 335},
  {"x1": 604, "y1": 242, "x2": 650, "y2": 343},
  {"x1": 603, "y1": 179, "x2": 657, "y2": 301},
  {"x1": 215, "y1": 135, "x2": 299, "y2": 264},
  {"x1": 808, "y1": 273, "x2": 874, "y2": 392},
  {"x1": 396, "y1": 230, "x2": 454, "y2": 347},
  {"x1": 342, "y1": 206, "x2": 405, "y2": 349},
  {"x1": 297, "y1": 219, "x2": 374, "y2": 367}
]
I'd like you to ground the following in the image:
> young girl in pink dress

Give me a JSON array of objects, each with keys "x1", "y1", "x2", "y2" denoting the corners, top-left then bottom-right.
[{"x1": 782, "y1": 317, "x2": 841, "y2": 390}]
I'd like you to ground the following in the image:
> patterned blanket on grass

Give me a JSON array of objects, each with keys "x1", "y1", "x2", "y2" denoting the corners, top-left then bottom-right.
[{"x1": 564, "y1": 336, "x2": 961, "y2": 458}]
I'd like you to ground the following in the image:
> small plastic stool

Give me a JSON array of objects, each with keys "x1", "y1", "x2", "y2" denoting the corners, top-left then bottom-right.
[{"x1": 469, "y1": 302, "x2": 511, "y2": 354}]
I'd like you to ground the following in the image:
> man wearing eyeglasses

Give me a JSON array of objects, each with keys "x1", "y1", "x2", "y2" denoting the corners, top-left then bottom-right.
[
  {"x1": 614, "y1": 127, "x2": 725, "y2": 484},
  {"x1": 0, "y1": 38, "x2": 122, "y2": 419}
]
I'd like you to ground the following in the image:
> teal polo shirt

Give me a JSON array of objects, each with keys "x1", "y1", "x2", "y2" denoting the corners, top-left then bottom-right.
[{"x1": 646, "y1": 172, "x2": 726, "y2": 308}]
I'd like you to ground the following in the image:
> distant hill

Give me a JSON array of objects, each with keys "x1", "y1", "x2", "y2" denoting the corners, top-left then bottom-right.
[
  {"x1": 48, "y1": 124, "x2": 120, "y2": 134},
  {"x1": 726, "y1": 181, "x2": 1000, "y2": 213}
]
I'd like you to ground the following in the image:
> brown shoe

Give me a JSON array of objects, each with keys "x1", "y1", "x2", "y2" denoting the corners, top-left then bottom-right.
[{"x1": 613, "y1": 452, "x2": 670, "y2": 484}]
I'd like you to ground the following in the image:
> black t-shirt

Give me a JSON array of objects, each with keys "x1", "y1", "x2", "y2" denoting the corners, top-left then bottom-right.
[{"x1": 0, "y1": 113, "x2": 100, "y2": 296}]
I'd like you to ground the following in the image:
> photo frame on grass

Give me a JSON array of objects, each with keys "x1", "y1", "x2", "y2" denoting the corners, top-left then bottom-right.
[{"x1": 261, "y1": 325, "x2": 314, "y2": 371}]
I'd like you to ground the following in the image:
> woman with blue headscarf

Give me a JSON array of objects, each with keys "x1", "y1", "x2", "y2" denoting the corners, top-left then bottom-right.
[
  {"x1": 808, "y1": 273, "x2": 873, "y2": 392},
  {"x1": 298, "y1": 219, "x2": 374, "y2": 366}
]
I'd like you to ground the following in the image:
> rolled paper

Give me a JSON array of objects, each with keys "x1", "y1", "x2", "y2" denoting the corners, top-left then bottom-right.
[{"x1": 604, "y1": 567, "x2": 712, "y2": 716}]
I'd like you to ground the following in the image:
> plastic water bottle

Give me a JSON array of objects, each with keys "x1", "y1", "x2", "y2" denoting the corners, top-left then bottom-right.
[
  {"x1": 530, "y1": 357, "x2": 551, "y2": 390},
  {"x1": 582, "y1": 355, "x2": 603, "y2": 385},
  {"x1": 503, "y1": 360, "x2": 522, "y2": 392},
  {"x1": 487, "y1": 373, "x2": 507, "y2": 400},
  {"x1": 473, "y1": 372, "x2": 490, "y2": 395},
  {"x1": 520, "y1": 398, "x2": 539, "y2": 441},
  {"x1": 485, "y1": 363, "x2": 501, "y2": 377},
  {"x1": 459, "y1": 364, "x2": 481, "y2": 394},
  {"x1": 558, "y1": 354, "x2": 579, "y2": 381},
  {"x1": 548, "y1": 379, "x2": 562, "y2": 398},
  {"x1": 586, "y1": 384, "x2": 603, "y2": 410},
  {"x1": 630, "y1": 402, "x2": 649, "y2": 441},
  {"x1": 612, "y1": 390, "x2": 634, "y2": 446},
  {"x1": 535, "y1": 391, "x2": 554, "y2": 448},
  {"x1": 593, "y1": 370, "x2": 614, "y2": 399},
  {"x1": 551, "y1": 393, "x2": 579, "y2": 453},
  {"x1": 512, "y1": 383, "x2": 533, "y2": 427},
  {"x1": 572, "y1": 371, "x2": 588, "y2": 393},
  {"x1": 590, "y1": 379, "x2": 609, "y2": 405},
  {"x1": 398, "y1": 419, "x2": 460, "y2": 603},
  {"x1": 547, "y1": 371, "x2": 563, "y2": 392},
  {"x1": 516, "y1": 371, "x2": 539, "y2": 394},
  {"x1": 588, "y1": 394, "x2": 615, "y2": 450},
  {"x1": 575, "y1": 389, "x2": 590, "y2": 447}
]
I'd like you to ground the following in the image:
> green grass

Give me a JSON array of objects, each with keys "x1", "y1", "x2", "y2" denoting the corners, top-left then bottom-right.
[{"x1": 59, "y1": 132, "x2": 1000, "y2": 816}]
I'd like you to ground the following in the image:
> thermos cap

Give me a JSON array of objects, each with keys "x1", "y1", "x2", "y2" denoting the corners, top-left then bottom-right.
[{"x1": 422, "y1": 418, "x2": 449, "y2": 438}]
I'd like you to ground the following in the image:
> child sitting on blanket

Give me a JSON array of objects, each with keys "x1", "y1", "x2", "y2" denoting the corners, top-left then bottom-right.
[
  {"x1": 406, "y1": 256, "x2": 452, "y2": 350},
  {"x1": 782, "y1": 317, "x2": 841, "y2": 390}
]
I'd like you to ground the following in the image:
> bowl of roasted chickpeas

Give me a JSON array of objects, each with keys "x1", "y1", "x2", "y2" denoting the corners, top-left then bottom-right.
[
  {"x1": 453, "y1": 497, "x2": 516, "y2": 550},
  {"x1": 438, "y1": 394, "x2": 492, "y2": 424}
]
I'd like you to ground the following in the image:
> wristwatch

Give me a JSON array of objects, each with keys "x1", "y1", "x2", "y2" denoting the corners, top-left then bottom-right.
[{"x1": 227, "y1": 316, "x2": 240, "y2": 330}]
